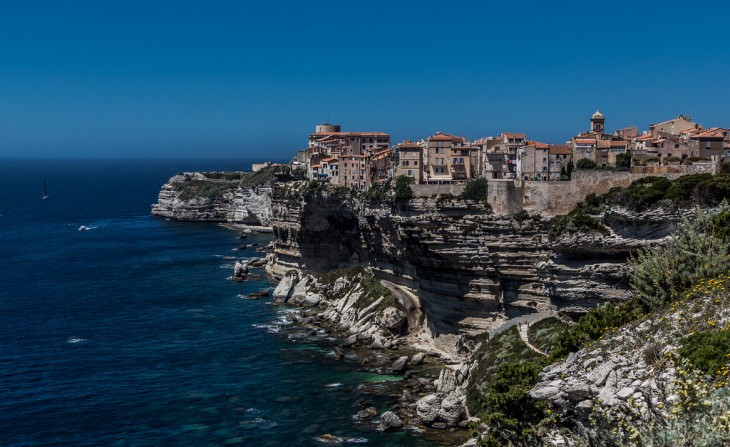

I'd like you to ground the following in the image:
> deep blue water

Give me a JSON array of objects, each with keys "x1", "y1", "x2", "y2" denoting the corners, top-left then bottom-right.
[{"x1": 0, "y1": 159, "x2": 440, "y2": 447}]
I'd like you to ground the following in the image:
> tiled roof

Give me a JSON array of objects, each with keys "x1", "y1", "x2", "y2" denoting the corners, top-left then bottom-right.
[
  {"x1": 503, "y1": 132, "x2": 526, "y2": 139},
  {"x1": 575, "y1": 138, "x2": 597, "y2": 145},
  {"x1": 692, "y1": 128, "x2": 726, "y2": 139},
  {"x1": 549, "y1": 145, "x2": 572, "y2": 155}
]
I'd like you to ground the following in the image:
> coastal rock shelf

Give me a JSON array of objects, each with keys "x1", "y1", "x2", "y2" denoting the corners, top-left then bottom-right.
[{"x1": 151, "y1": 171, "x2": 273, "y2": 226}]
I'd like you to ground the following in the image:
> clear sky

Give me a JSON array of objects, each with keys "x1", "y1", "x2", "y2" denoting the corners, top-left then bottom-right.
[{"x1": 1, "y1": 0, "x2": 728, "y2": 159}]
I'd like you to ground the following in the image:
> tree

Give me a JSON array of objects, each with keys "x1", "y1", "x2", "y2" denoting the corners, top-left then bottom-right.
[
  {"x1": 567, "y1": 161, "x2": 574, "y2": 179},
  {"x1": 394, "y1": 175, "x2": 414, "y2": 203},
  {"x1": 616, "y1": 152, "x2": 632, "y2": 170},
  {"x1": 576, "y1": 158, "x2": 596, "y2": 169},
  {"x1": 462, "y1": 178, "x2": 489, "y2": 202}
]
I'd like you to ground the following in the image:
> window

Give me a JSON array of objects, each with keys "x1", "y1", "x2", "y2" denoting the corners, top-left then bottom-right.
[
  {"x1": 407, "y1": 170, "x2": 412, "y2": 176},
  {"x1": 402, "y1": 160, "x2": 409, "y2": 167},
  {"x1": 414, "y1": 161, "x2": 418, "y2": 166}
]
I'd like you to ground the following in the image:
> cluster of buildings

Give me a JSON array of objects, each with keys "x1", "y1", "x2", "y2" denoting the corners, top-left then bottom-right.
[{"x1": 293, "y1": 112, "x2": 729, "y2": 189}]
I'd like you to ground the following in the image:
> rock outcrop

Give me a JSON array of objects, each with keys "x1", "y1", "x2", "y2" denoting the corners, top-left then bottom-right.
[
  {"x1": 151, "y1": 172, "x2": 273, "y2": 226},
  {"x1": 529, "y1": 282, "x2": 730, "y2": 443}
]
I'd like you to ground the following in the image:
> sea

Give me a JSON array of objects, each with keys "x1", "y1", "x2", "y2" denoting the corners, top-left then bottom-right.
[{"x1": 0, "y1": 159, "x2": 442, "y2": 447}]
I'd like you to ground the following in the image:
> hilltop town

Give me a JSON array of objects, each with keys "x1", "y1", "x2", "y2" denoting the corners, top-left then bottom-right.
[{"x1": 262, "y1": 111, "x2": 728, "y2": 189}]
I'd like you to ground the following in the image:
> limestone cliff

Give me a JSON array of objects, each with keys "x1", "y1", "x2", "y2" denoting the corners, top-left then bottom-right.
[
  {"x1": 266, "y1": 183, "x2": 685, "y2": 358},
  {"x1": 151, "y1": 171, "x2": 274, "y2": 226}
]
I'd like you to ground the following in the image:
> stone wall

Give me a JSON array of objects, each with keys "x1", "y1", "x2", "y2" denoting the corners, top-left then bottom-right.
[
  {"x1": 412, "y1": 184, "x2": 465, "y2": 198},
  {"x1": 488, "y1": 162, "x2": 722, "y2": 216}
]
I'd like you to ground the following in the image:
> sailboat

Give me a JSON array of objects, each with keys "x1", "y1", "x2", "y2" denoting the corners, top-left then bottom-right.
[{"x1": 42, "y1": 178, "x2": 50, "y2": 200}]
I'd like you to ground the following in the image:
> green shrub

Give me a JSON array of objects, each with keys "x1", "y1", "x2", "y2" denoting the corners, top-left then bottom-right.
[
  {"x1": 712, "y1": 210, "x2": 730, "y2": 240},
  {"x1": 619, "y1": 176, "x2": 672, "y2": 210},
  {"x1": 364, "y1": 178, "x2": 392, "y2": 202},
  {"x1": 616, "y1": 152, "x2": 632, "y2": 169},
  {"x1": 462, "y1": 178, "x2": 489, "y2": 202},
  {"x1": 678, "y1": 328, "x2": 730, "y2": 376},
  {"x1": 576, "y1": 158, "x2": 596, "y2": 169},
  {"x1": 394, "y1": 175, "x2": 414, "y2": 203},
  {"x1": 722, "y1": 162, "x2": 730, "y2": 173},
  {"x1": 629, "y1": 206, "x2": 730, "y2": 310},
  {"x1": 478, "y1": 359, "x2": 553, "y2": 447},
  {"x1": 551, "y1": 208, "x2": 609, "y2": 237},
  {"x1": 549, "y1": 300, "x2": 643, "y2": 360},
  {"x1": 664, "y1": 156, "x2": 681, "y2": 162}
]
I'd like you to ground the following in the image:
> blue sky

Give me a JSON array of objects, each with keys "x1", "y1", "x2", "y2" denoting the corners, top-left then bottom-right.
[{"x1": 1, "y1": 0, "x2": 728, "y2": 159}]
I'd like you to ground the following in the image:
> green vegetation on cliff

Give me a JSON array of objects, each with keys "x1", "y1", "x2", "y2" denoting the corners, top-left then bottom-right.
[
  {"x1": 551, "y1": 173, "x2": 730, "y2": 236},
  {"x1": 471, "y1": 206, "x2": 730, "y2": 446},
  {"x1": 173, "y1": 166, "x2": 279, "y2": 201},
  {"x1": 462, "y1": 178, "x2": 489, "y2": 202}
]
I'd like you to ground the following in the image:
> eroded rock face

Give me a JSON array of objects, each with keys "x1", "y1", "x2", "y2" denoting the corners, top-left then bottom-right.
[
  {"x1": 151, "y1": 172, "x2": 272, "y2": 226},
  {"x1": 267, "y1": 187, "x2": 687, "y2": 357}
]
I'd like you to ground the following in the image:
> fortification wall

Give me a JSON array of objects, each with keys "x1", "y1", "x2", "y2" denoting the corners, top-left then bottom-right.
[
  {"x1": 412, "y1": 184, "x2": 465, "y2": 198},
  {"x1": 406, "y1": 162, "x2": 721, "y2": 216}
]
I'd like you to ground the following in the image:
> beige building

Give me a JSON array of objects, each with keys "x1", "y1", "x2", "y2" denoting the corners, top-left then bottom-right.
[
  {"x1": 339, "y1": 154, "x2": 367, "y2": 189},
  {"x1": 549, "y1": 145, "x2": 573, "y2": 179},
  {"x1": 650, "y1": 115, "x2": 702, "y2": 137},
  {"x1": 394, "y1": 140, "x2": 424, "y2": 184},
  {"x1": 517, "y1": 141, "x2": 550, "y2": 180},
  {"x1": 690, "y1": 128, "x2": 727, "y2": 158},
  {"x1": 426, "y1": 132, "x2": 476, "y2": 184}
]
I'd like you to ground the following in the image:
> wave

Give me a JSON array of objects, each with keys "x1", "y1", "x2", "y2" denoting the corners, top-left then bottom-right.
[{"x1": 67, "y1": 337, "x2": 86, "y2": 344}]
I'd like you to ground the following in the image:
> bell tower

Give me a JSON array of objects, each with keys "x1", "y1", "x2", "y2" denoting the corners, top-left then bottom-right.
[{"x1": 591, "y1": 110, "x2": 605, "y2": 134}]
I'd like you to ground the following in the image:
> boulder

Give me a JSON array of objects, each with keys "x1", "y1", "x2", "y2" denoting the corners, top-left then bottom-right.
[
  {"x1": 379, "y1": 411, "x2": 403, "y2": 430},
  {"x1": 233, "y1": 261, "x2": 249, "y2": 282},
  {"x1": 273, "y1": 272, "x2": 299, "y2": 304},
  {"x1": 410, "y1": 352, "x2": 426, "y2": 365},
  {"x1": 356, "y1": 407, "x2": 378, "y2": 420},
  {"x1": 437, "y1": 394, "x2": 465, "y2": 427},
  {"x1": 416, "y1": 394, "x2": 441, "y2": 425},
  {"x1": 376, "y1": 307, "x2": 407, "y2": 334},
  {"x1": 389, "y1": 356, "x2": 409, "y2": 374}
]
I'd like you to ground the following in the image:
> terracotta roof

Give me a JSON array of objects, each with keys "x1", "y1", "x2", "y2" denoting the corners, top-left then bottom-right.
[
  {"x1": 692, "y1": 128, "x2": 726, "y2": 140},
  {"x1": 549, "y1": 145, "x2": 572, "y2": 155},
  {"x1": 636, "y1": 134, "x2": 654, "y2": 141},
  {"x1": 597, "y1": 140, "x2": 611, "y2": 149},
  {"x1": 503, "y1": 132, "x2": 526, "y2": 139},
  {"x1": 610, "y1": 140, "x2": 629, "y2": 147},
  {"x1": 527, "y1": 140, "x2": 549, "y2": 149},
  {"x1": 321, "y1": 158, "x2": 337, "y2": 162},
  {"x1": 311, "y1": 164, "x2": 321, "y2": 168},
  {"x1": 575, "y1": 138, "x2": 597, "y2": 145}
]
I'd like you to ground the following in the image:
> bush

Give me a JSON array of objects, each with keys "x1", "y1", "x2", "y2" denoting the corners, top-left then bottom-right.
[
  {"x1": 723, "y1": 162, "x2": 730, "y2": 173},
  {"x1": 549, "y1": 300, "x2": 643, "y2": 359},
  {"x1": 394, "y1": 175, "x2": 414, "y2": 203},
  {"x1": 629, "y1": 206, "x2": 730, "y2": 310},
  {"x1": 678, "y1": 328, "x2": 730, "y2": 376},
  {"x1": 551, "y1": 208, "x2": 609, "y2": 237},
  {"x1": 364, "y1": 178, "x2": 392, "y2": 202},
  {"x1": 462, "y1": 178, "x2": 489, "y2": 202},
  {"x1": 478, "y1": 359, "x2": 553, "y2": 447},
  {"x1": 576, "y1": 158, "x2": 596, "y2": 169},
  {"x1": 616, "y1": 152, "x2": 632, "y2": 169}
]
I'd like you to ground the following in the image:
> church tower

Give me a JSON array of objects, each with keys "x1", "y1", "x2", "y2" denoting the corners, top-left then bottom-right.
[{"x1": 590, "y1": 110, "x2": 605, "y2": 134}]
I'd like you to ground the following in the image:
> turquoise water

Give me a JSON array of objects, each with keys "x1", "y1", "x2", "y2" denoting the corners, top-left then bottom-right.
[{"x1": 0, "y1": 159, "x2": 441, "y2": 447}]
